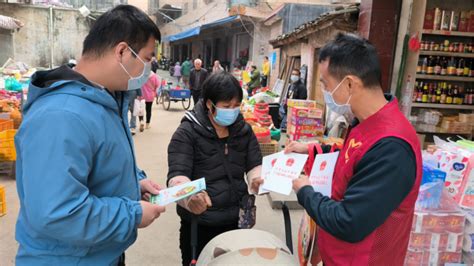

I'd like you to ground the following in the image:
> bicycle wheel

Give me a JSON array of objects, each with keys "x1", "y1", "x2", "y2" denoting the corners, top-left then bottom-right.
[
  {"x1": 182, "y1": 97, "x2": 191, "y2": 110},
  {"x1": 162, "y1": 92, "x2": 171, "y2": 110}
]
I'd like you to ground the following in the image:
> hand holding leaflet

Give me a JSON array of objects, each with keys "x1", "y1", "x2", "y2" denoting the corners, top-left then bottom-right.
[
  {"x1": 150, "y1": 178, "x2": 206, "y2": 206},
  {"x1": 262, "y1": 152, "x2": 308, "y2": 195}
]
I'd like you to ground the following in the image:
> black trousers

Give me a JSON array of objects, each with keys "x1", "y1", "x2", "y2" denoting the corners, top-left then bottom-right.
[
  {"x1": 261, "y1": 76, "x2": 268, "y2": 87},
  {"x1": 179, "y1": 219, "x2": 238, "y2": 266},
  {"x1": 139, "y1": 102, "x2": 153, "y2": 124},
  {"x1": 191, "y1": 90, "x2": 201, "y2": 106}
]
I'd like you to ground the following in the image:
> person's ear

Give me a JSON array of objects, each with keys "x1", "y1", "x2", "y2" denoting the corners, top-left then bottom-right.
[
  {"x1": 206, "y1": 100, "x2": 213, "y2": 112},
  {"x1": 114, "y1": 42, "x2": 129, "y2": 63},
  {"x1": 347, "y1": 75, "x2": 363, "y2": 94}
]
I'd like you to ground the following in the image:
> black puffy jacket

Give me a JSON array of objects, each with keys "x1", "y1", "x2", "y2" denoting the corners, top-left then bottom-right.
[{"x1": 167, "y1": 101, "x2": 262, "y2": 226}]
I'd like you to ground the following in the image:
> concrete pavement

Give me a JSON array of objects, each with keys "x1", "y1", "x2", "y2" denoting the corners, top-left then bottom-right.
[{"x1": 0, "y1": 70, "x2": 304, "y2": 265}]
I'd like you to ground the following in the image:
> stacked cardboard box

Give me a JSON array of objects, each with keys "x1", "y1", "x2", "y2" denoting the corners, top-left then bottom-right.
[{"x1": 286, "y1": 100, "x2": 324, "y2": 141}]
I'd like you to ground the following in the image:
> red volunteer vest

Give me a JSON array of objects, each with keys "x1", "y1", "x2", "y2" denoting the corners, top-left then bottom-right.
[{"x1": 317, "y1": 99, "x2": 422, "y2": 265}]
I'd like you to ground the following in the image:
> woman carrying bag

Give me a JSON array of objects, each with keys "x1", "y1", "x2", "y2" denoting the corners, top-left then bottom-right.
[{"x1": 167, "y1": 72, "x2": 263, "y2": 266}]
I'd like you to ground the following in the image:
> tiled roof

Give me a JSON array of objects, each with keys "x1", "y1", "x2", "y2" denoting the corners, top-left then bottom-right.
[{"x1": 269, "y1": 4, "x2": 359, "y2": 47}]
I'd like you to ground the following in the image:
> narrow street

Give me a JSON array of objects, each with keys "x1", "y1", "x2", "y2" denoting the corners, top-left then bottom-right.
[{"x1": 0, "y1": 69, "x2": 303, "y2": 265}]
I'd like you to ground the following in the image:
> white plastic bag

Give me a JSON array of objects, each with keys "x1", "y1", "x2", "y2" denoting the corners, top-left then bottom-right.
[{"x1": 133, "y1": 99, "x2": 145, "y2": 117}]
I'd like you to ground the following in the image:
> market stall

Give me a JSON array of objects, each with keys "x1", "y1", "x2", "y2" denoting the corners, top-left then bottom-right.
[{"x1": 0, "y1": 58, "x2": 32, "y2": 181}]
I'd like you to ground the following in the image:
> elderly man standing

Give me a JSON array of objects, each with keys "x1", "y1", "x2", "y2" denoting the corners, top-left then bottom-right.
[{"x1": 189, "y1": 59, "x2": 209, "y2": 105}]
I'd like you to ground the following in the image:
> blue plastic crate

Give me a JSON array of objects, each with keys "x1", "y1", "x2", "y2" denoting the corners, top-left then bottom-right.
[{"x1": 169, "y1": 89, "x2": 191, "y2": 99}]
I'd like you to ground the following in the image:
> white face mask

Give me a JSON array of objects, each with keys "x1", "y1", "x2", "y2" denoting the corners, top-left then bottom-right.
[
  {"x1": 290, "y1": 75, "x2": 299, "y2": 83},
  {"x1": 119, "y1": 46, "x2": 151, "y2": 91},
  {"x1": 322, "y1": 77, "x2": 353, "y2": 116}
]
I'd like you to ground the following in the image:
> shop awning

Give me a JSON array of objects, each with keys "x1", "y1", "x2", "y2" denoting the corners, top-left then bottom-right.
[
  {"x1": 162, "y1": 26, "x2": 200, "y2": 42},
  {"x1": 201, "y1": 15, "x2": 239, "y2": 30},
  {"x1": 163, "y1": 15, "x2": 239, "y2": 42}
]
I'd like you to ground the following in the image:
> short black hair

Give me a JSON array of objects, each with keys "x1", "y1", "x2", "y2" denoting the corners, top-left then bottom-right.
[
  {"x1": 251, "y1": 65, "x2": 257, "y2": 69},
  {"x1": 292, "y1": 68, "x2": 300, "y2": 75},
  {"x1": 202, "y1": 72, "x2": 243, "y2": 111},
  {"x1": 264, "y1": 56, "x2": 269, "y2": 60},
  {"x1": 82, "y1": 5, "x2": 161, "y2": 56},
  {"x1": 319, "y1": 33, "x2": 381, "y2": 88}
]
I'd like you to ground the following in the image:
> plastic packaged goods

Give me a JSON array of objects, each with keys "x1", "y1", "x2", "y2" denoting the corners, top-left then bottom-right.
[
  {"x1": 417, "y1": 165, "x2": 447, "y2": 209},
  {"x1": 406, "y1": 191, "x2": 466, "y2": 265}
]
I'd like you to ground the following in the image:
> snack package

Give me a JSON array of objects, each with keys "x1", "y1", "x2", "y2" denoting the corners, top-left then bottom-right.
[
  {"x1": 417, "y1": 165, "x2": 447, "y2": 209},
  {"x1": 432, "y1": 148, "x2": 469, "y2": 199},
  {"x1": 150, "y1": 178, "x2": 206, "y2": 206}
]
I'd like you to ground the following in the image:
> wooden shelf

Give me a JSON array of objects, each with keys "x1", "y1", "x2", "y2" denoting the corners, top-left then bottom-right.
[
  {"x1": 419, "y1": 51, "x2": 474, "y2": 58},
  {"x1": 415, "y1": 125, "x2": 472, "y2": 136},
  {"x1": 416, "y1": 74, "x2": 474, "y2": 82},
  {"x1": 422, "y1": 29, "x2": 474, "y2": 38},
  {"x1": 411, "y1": 103, "x2": 474, "y2": 110}
]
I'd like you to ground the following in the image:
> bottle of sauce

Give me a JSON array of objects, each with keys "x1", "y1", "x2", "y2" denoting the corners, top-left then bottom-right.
[
  {"x1": 457, "y1": 58, "x2": 465, "y2": 76},
  {"x1": 416, "y1": 82, "x2": 423, "y2": 103},
  {"x1": 436, "y1": 84, "x2": 442, "y2": 103},
  {"x1": 464, "y1": 59, "x2": 470, "y2": 76},
  {"x1": 430, "y1": 84, "x2": 437, "y2": 103},
  {"x1": 416, "y1": 58, "x2": 423, "y2": 74},
  {"x1": 440, "y1": 83, "x2": 447, "y2": 104},
  {"x1": 453, "y1": 86, "x2": 460, "y2": 105},
  {"x1": 427, "y1": 56, "x2": 435, "y2": 75},
  {"x1": 422, "y1": 57, "x2": 428, "y2": 74},
  {"x1": 447, "y1": 57, "x2": 456, "y2": 76},
  {"x1": 446, "y1": 85, "x2": 454, "y2": 104},
  {"x1": 464, "y1": 87, "x2": 470, "y2": 105},
  {"x1": 441, "y1": 57, "x2": 448, "y2": 75},
  {"x1": 434, "y1": 56, "x2": 441, "y2": 75},
  {"x1": 422, "y1": 83, "x2": 429, "y2": 103}
]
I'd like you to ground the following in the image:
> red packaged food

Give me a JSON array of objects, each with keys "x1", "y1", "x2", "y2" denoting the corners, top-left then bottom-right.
[
  {"x1": 424, "y1": 9, "x2": 435, "y2": 30},
  {"x1": 459, "y1": 11, "x2": 470, "y2": 32},
  {"x1": 469, "y1": 10, "x2": 474, "y2": 33}
]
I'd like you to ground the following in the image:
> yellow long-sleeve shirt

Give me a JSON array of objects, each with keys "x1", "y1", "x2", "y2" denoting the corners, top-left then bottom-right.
[{"x1": 262, "y1": 61, "x2": 270, "y2": 76}]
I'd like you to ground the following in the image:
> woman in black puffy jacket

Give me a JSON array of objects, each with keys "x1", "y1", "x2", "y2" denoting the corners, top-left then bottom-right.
[{"x1": 167, "y1": 72, "x2": 263, "y2": 266}]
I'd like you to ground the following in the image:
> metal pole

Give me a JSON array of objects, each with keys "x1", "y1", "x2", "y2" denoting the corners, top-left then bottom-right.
[{"x1": 49, "y1": 6, "x2": 54, "y2": 69}]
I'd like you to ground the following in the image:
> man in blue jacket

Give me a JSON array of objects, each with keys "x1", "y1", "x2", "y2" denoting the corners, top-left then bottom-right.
[{"x1": 15, "y1": 5, "x2": 165, "y2": 265}]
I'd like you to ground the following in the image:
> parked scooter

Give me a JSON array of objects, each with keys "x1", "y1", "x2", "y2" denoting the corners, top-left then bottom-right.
[{"x1": 158, "y1": 57, "x2": 170, "y2": 70}]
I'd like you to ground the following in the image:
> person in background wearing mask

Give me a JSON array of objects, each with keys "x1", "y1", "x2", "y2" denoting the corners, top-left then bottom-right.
[
  {"x1": 181, "y1": 58, "x2": 192, "y2": 89},
  {"x1": 189, "y1": 59, "x2": 209, "y2": 106},
  {"x1": 261, "y1": 56, "x2": 270, "y2": 87},
  {"x1": 287, "y1": 69, "x2": 307, "y2": 100},
  {"x1": 174, "y1": 61, "x2": 182, "y2": 85},
  {"x1": 212, "y1": 60, "x2": 224, "y2": 73},
  {"x1": 246, "y1": 65, "x2": 260, "y2": 96},
  {"x1": 279, "y1": 68, "x2": 307, "y2": 130},
  {"x1": 167, "y1": 72, "x2": 263, "y2": 266},
  {"x1": 288, "y1": 33, "x2": 422, "y2": 265},
  {"x1": 14, "y1": 5, "x2": 165, "y2": 265}
]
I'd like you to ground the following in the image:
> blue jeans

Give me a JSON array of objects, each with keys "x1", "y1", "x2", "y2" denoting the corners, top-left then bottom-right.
[
  {"x1": 279, "y1": 104, "x2": 287, "y2": 130},
  {"x1": 128, "y1": 90, "x2": 139, "y2": 129}
]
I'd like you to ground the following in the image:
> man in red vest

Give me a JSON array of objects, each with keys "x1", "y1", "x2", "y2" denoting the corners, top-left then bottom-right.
[{"x1": 289, "y1": 33, "x2": 422, "y2": 265}]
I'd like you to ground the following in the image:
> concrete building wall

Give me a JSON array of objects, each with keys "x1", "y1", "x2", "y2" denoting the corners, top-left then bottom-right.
[
  {"x1": 128, "y1": 0, "x2": 148, "y2": 13},
  {"x1": 0, "y1": 4, "x2": 90, "y2": 68}
]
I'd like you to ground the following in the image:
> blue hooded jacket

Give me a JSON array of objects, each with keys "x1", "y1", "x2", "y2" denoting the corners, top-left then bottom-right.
[{"x1": 15, "y1": 66, "x2": 145, "y2": 265}]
